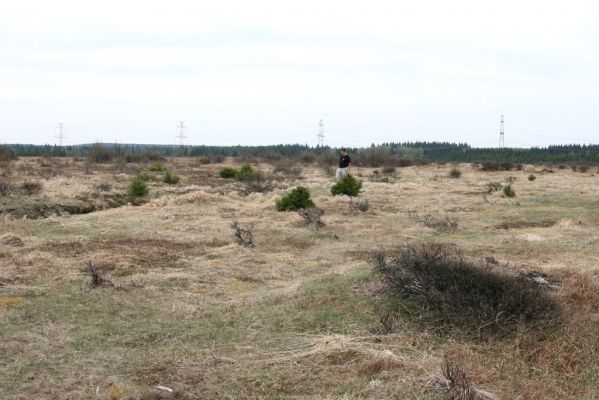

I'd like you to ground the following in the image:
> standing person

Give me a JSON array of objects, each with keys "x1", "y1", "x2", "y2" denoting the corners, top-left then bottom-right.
[{"x1": 336, "y1": 148, "x2": 351, "y2": 181}]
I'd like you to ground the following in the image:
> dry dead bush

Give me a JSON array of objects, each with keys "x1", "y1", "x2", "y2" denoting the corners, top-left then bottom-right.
[
  {"x1": 15, "y1": 162, "x2": 34, "y2": 175},
  {"x1": 426, "y1": 353, "x2": 498, "y2": 400},
  {"x1": 93, "y1": 182, "x2": 113, "y2": 193},
  {"x1": 350, "y1": 198, "x2": 370, "y2": 212},
  {"x1": 298, "y1": 152, "x2": 316, "y2": 164},
  {"x1": 373, "y1": 243, "x2": 561, "y2": 338},
  {"x1": 368, "y1": 168, "x2": 398, "y2": 183},
  {"x1": 441, "y1": 354, "x2": 476, "y2": 399},
  {"x1": 196, "y1": 156, "x2": 211, "y2": 165},
  {"x1": 0, "y1": 179, "x2": 12, "y2": 196},
  {"x1": 86, "y1": 261, "x2": 118, "y2": 288},
  {"x1": 408, "y1": 211, "x2": 457, "y2": 230},
  {"x1": 485, "y1": 182, "x2": 503, "y2": 193},
  {"x1": 317, "y1": 153, "x2": 337, "y2": 176},
  {"x1": 272, "y1": 160, "x2": 302, "y2": 178},
  {"x1": 40, "y1": 166, "x2": 59, "y2": 180},
  {"x1": 298, "y1": 207, "x2": 325, "y2": 228},
  {"x1": 230, "y1": 221, "x2": 255, "y2": 247},
  {"x1": 381, "y1": 165, "x2": 396, "y2": 175},
  {"x1": 242, "y1": 172, "x2": 273, "y2": 194},
  {"x1": 87, "y1": 143, "x2": 114, "y2": 163},
  {"x1": 20, "y1": 180, "x2": 43, "y2": 195},
  {"x1": 260, "y1": 150, "x2": 283, "y2": 163},
  {"x1": 1, "y1": 162, "x2": 14, "y2": 177}
]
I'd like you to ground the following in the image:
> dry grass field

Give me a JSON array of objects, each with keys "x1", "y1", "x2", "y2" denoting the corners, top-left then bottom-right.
[{"x1": 1, "y1": 157, "x2": 598, "y2": 399}]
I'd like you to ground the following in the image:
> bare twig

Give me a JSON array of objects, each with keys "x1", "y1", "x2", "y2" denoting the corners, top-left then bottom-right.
[{"x1": 230, "y1": 221, "x2": 255, "y2": 247}]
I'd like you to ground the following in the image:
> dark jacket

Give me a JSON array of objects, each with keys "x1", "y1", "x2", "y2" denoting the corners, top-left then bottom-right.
[{"x1": 339, "y1": 154, "x2": 350, "y2": 168}]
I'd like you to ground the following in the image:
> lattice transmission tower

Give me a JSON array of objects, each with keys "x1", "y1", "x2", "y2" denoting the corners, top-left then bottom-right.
[
  {"x1": 55, "y1": 122, "x2": 67, "y2": 146},
  {"x1": 317, "y1": 119, "x2": 324, "y2": 147},
  {"x1": 176, "y1": 121, "x2": 188, "y2": 145},
  {"x1": 499, "y1": 115, "x2": 505, "y2": 148}
]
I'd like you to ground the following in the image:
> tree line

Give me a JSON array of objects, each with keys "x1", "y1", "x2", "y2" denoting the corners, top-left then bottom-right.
[{"x1": 3, "y1": 142, "x2": 599, "y2": 164}]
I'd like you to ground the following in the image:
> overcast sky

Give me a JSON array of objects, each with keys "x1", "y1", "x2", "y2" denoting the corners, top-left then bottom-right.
[{"x1": 1, "y1": 0, "x2": 598, "y2": 147}]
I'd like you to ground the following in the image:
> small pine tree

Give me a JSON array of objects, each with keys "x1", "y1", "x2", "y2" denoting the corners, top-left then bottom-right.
[
  {"x1": 128, "y1": 176, "x2": 149, "y2": 197},
  {"x1": 163, "y1": 170, "x2": 180, "y2": 184},
  {"x1": 219, "y1": 167, "x2": 238, "y2": 179},
  {"x1": 235, "y1": 163, "x2": 255, "y2": 180},
  {"x1": 276, "y1": 186, "x2": 315, "y2": 211},
  {"x1": 148, "y1": 162, "x2": 167, "y2": 172},
  {"x1": 503, "y1": 184, "x2": 516, "y2": 198},
  {"x1": 528, "y1": 174, "x2": 536, "y2": 181},
  {"x1": 331, "y1": 174, "x2": 362, "y2": 197}
]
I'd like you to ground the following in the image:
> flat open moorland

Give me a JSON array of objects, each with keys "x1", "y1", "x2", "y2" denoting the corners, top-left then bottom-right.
[{"x1": 1, "y1": 157, "x2": 598, "y2": 399}]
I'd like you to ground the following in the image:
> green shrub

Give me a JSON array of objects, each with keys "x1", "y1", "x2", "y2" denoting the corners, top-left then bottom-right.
[
  {"x1": 235, "y1": 163, "x2": 255, "y2": 180},
  {"x1": 149, "y1": 162, "x2": 167, "y2": 172},
  {"x1": 276, "y1": 186, "x2": 315, "y2": 211},
  {"x1": 219, "y1": 167, "x2": 238, "y2": 179},
  {"x1": 331, "y1": 174, "x2": 362, "y2": 197},
  {"x1": 503, "y1": 184, "x2": 516, "y2": 197},
  {"x1": 128, "y1": 176, "x2": 149, "y2": 197},
  {"x1": 528, "y1": 174, "x2": 536, "y2": 181},
  {"x1": 163, "y1": 170, "x2": 180, "y2": 184},
  {"x1": 449, "y1": 168, "x2": 461, "y2": 178}
]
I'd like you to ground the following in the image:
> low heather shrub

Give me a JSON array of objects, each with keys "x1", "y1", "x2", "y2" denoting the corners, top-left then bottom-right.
[{"x1": 373, "y1": 243, "x2": 560, "y2": 338}]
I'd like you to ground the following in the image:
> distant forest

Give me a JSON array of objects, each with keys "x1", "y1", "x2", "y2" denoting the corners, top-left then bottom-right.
[{"x1": 4, "y1": 142, "x2": 599, "y2": 164}]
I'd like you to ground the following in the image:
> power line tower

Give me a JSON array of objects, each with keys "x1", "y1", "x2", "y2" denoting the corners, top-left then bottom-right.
[
  {"x1": 317, "y1": 119, "x2": 325, "y2": 147},
  {"x1": 499, "y1": 115, "x2": 505, "y2": 148},
  {"x1": 55, "y1": 122, "x2": 67, "y2": 146},
  {"x1": 176, "y1": 121, "x2": 188, "y2": 145}
]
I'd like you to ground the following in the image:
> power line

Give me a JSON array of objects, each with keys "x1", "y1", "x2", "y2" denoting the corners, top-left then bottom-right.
[{"x1": 55, "y1": 122, "x2": 67, "y2": 146}]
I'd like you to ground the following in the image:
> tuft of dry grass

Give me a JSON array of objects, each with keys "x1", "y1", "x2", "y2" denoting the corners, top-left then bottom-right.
[
  {"x1": 0, "y1": 296, "x2": 25, "y2": 310},
  {"x1": 0, "y1": 234, "x2": 24, "y2": 247}
]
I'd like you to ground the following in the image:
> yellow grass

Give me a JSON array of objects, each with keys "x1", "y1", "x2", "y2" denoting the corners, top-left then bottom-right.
[{"x1": 0, "y1": 157, "x2": 598, "y2": 399}]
